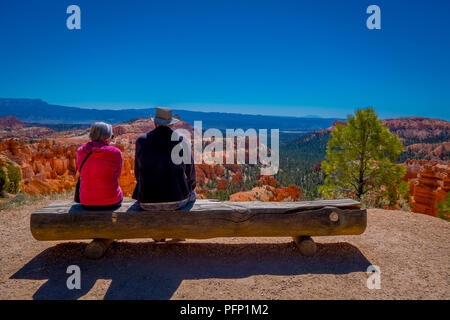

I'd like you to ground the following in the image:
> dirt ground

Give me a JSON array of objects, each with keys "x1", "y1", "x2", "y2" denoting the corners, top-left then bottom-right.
[{"x1": 0, "y1": 199, "x2": 448, "y2": 300}]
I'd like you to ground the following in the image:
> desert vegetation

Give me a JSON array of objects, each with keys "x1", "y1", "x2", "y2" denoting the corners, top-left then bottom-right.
[
  {"x1": 319, "y1": 108, "x2": 408, "y2": 208},
  {"x1": 0, "y1": 155, "x2": 22, "y2": 197},
  {"x1": 437, "y1": 194, "x2": 450, "y2": 221}
]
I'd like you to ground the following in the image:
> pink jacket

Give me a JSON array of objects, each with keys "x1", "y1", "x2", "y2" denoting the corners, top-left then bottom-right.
[{"x1": 77, "y1": 141, "x2": 123, "y2": 206}]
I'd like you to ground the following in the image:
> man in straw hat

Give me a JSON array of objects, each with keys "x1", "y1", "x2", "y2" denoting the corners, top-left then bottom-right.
[{"x1": 133, "y1": 107, "x2": 196, "y2": 215}]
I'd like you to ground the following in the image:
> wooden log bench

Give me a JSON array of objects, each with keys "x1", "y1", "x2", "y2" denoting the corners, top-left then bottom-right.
[{"x1": 30, "y1": 199, "x2": 366, "y2": 259}]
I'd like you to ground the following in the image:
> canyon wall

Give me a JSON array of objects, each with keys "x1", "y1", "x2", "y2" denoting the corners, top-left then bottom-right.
[
  {"x1": 0, "y1": 137, "x2": 274, "y2": 201},
  {"x1": 1, "y1": 116, "x2": 448, "y2": 211},
  {"x1": 0, "y1": 139, "x2": 79, "y2": 195}
]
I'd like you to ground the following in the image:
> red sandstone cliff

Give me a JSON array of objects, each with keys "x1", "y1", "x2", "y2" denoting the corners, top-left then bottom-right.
[
  {"x1": 382, "y1": 117, "x2": 449, "y2": 142},
  {"x1": 0, "y1": 116, "x2": 55, "y2": 140},
  {"x1": 321, "y1": 117, "x2": 449, "y2": 139},
  {"x1": 0, "y1": 116, "x2": 25, "y2": 128},
  {"x1": 230, "y1": 176, "x2": 303, "y2": 202},
  {"x1": 319, "y1": 117, "x2": 449, "y2": 161},
  {"x1": 403, "y1": 160, "x2": 449, "y2": 216},
  {"x1": 0, "y1": 139, "x2": 78, "y2": 195}
]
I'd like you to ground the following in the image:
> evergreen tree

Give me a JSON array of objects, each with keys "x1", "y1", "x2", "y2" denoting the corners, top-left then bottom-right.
[{"x1": 319, "y1": 108, "x2": 405, "y2": 202}]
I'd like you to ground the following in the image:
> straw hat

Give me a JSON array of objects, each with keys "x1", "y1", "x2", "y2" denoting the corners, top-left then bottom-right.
[{"x1": 151, "y1": 107, "x2": 180, "y2": 125}]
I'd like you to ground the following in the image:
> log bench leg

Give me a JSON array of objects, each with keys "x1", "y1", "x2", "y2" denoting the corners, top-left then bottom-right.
[
  {"x1": 84, "y1": 239, "x2": 114, "y2": 259},
  {"x1": 293, "y1": 236, "x2": 317, "y2": 256}
]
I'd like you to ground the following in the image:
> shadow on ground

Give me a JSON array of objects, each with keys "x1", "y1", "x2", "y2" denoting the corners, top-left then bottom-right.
[{"x1": 11, "y1": 240, "x2": 372, "y2": 299}]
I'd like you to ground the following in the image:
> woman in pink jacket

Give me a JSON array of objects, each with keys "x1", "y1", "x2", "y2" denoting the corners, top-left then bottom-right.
[{"x1": 77, "y1": 122, "x2": 123, "y2": 210}]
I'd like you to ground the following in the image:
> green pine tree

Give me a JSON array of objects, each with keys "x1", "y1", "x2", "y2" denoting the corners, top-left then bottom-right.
[{"x1": 319, "y1": 107, "x2": 405, "y2": 204}]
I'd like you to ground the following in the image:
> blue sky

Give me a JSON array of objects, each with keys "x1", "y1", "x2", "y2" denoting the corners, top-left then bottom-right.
[{"x1": 0, "y1": 0, "x2": 449, "y2": 120}]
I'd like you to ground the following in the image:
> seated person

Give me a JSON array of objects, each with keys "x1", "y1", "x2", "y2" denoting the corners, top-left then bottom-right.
[
  {"x1": 132, "y1": 107, "x2": 196, "y2": 213},
  {"x1": 77, "y1": 122, "x2": 123, "y2": 210}
]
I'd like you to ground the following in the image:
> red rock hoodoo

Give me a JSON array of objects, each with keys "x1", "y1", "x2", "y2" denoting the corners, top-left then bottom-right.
[{"x1": 403, "y1": 160, "x2": 449, "y2": 216}]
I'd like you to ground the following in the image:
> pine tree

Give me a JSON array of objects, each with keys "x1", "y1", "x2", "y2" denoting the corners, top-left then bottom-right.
[{"x1": 319, "y1": 107, "x2": 405, "y2": 202}]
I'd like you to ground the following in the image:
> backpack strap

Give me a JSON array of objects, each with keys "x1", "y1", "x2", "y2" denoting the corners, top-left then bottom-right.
[{"x1": 79, "y1": 151, "x2": 93, "y2": 173}]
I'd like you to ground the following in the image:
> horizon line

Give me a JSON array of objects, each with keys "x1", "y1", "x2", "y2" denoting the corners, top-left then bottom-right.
[{"x1": 1, "y1": 97, "x2": 448, "y2": 121}]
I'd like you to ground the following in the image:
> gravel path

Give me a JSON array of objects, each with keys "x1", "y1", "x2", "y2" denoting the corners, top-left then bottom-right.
[{"x1": 0, "y1": 200, "x2": 448, "y2": 300}]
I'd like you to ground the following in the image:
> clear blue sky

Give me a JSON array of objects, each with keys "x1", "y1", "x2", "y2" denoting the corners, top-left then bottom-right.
[{"x1": 0, "y1": 0, "x2": 449, "y2": 120}]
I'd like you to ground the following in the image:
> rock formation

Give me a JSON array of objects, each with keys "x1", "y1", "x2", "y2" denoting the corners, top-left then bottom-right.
[
  {"x1": 403, "y1": 160, "x2": 449, "y2": 216},
  {"x1": 0, "y1": 116, "x2": 55, "y2": 140},
  {"x1": 230, "y1": 176, "x2": 303, "y2": 202},
  {"x1": 382, "y1": 117, "x2": 449, "y2": 142},
  {"x1": 0, "y1": 116, "x2": 25, "y2": 128},
  {"x1": 319, "y1": 117, "x2": 449, "y2": 161},
  {"x1": 0, "y1": 139, "x2": 78, "y2": 195},
  {"x1": 0, "y1": 115, "x2": 446, "y2": 210}
]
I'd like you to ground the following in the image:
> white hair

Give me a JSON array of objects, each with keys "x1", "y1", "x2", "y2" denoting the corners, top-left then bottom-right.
[{"x1": 89, "y1": 122, "x2": 113, "y2": 142}]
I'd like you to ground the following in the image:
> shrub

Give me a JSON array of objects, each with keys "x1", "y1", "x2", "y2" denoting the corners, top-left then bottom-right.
[
  {"x1": 6, "y1": 163, "x2": 22, "y2": 194},
  {"x1": 437, "y1": 194, "x2": 450, "y2": 222},
  {"x1": 0, "y1": 167, "x2": 10, "y2": 193}
]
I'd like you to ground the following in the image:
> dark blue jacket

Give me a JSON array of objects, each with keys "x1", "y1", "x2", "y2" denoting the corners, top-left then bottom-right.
[{"x1": 132, "y1": 125, "x2": 196, "y2": 203}]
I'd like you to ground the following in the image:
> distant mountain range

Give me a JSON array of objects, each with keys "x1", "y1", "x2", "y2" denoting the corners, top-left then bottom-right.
[{"x1": 0, "y1": 98, "x2": 340, "y2": 131}]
